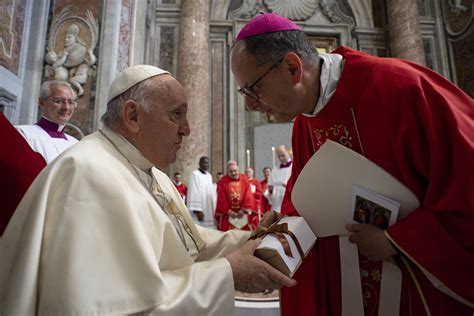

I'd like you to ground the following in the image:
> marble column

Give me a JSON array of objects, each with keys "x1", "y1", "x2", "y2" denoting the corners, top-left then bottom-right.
[
  {"x1": 386, "y1": 0, "x2": 426, "y2": 66},
  {"x1": 175, "y1": 0, "x2": 211, "y2": 181}
]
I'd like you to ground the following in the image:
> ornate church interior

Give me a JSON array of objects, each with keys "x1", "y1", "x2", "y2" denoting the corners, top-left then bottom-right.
[{"x1": 0, "y1": 1, "x2": 472, "y2": 314}]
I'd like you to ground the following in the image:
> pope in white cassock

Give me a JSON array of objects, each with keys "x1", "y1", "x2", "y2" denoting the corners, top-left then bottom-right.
[
  {"x1": 0, "y1": 65, "x2": 296, "y2": 315},
  {"x1": 15, "y1": 80, "x2": 79, "y2": 163},
  {"x1": 265, "y1": 145, "x2": 292, "y2": 212},
  {"x1": 187, "y1": 156, "x2": 217, "y2": 229}
]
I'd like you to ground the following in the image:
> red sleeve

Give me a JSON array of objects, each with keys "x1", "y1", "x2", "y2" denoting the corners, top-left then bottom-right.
[
  {"x1": 252, "y1": 179, "x2": 262, "y2": 211},
  {"x1": 384, "y1": 70, "x2": 474, "y2": 304},
  {"x1": 241, "y1": 176, "x2": 256, "y2": 212},
  {"x1": 215, "y1": 178, "x2": 230, "y2": 216},
  {"x1": 0, "y1": 114, "x2": 46, "y2": 235}
]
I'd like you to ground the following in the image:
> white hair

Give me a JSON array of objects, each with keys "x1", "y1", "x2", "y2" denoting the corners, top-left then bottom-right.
[
  {"x1": 40, "y1": 80, "x2": 76, "y2": 99},
  {"x1": 101, "y1": 77, "x2": 157, "y2": 129}
]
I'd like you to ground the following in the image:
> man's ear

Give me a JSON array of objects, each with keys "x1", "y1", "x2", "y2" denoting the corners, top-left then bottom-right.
[
  {"x1": 122, "y1": 100, "x2": 141, "y2": 134},
  {"x1": 283, "y1": 52, "x2": 303, "y2": 85},
  {"x1": 38, "y1": 98, "x2": 46, "y2": 112}
]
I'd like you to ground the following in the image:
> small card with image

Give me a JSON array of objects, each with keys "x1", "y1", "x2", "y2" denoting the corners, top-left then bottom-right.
[{"x1": 349, "y1": 185, "x2": 400, "y2": 229}]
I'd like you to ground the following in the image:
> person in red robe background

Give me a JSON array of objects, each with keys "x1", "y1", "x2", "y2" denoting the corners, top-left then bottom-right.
[
  {"x1": 0, "y1": 113, "x2": 46, "y2": 235},
  {"x1": 215, "y1": 161, "x2": 256, "y2": 231},
  {"x1": 245, "y1": 166, "x2": 264, "y2": 227},
  {"x1": 173, "y1": 172, "x2": 187, "y2": 202},
  {"x1": 260, "y1": 167, "x2": 272, "y2": 214},
  {"x1": 231, "y1": 13, "x2": 473, "y2": 316}
]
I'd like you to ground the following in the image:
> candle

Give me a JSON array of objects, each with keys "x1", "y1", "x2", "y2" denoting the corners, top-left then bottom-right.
[
  {"x1": 271, "y1": 146, "x2": 275, "y2": 168},
  {"x1": 246, "y1": 149, "x2": 250, "y2": 168}
]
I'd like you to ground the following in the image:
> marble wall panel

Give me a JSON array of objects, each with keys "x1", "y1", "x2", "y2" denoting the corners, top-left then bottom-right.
[
  {"x1": 117, "y1": 0, "x2": 133, "y2": 72},
  {"x1": 0, "y1": 0, "x2": 27, "y2": 76},
  {"x1": 210, "y1": 40, "x2": 224, "y2": 176}
]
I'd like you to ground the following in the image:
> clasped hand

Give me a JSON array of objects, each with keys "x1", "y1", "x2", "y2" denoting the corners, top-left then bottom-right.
[
  {"x1": 346, "y1": 224, "x2": 397, "y2": 261},
  {"x1": 226, "y1": 238, "x2": 296, "y2": 292}
]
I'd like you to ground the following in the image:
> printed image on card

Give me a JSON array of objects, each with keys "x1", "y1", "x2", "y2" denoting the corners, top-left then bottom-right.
[{"x1": 349, "y1": 185, "x2": 400, "y2": 229}]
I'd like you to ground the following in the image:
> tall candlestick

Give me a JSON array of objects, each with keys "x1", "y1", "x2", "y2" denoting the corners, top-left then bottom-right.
[
  {"x1": 271, "y1": 146, "x2": 275, "y2": 168},
  {"x1": 246, "y1": 149, "x2": 250, "y2": 168}
]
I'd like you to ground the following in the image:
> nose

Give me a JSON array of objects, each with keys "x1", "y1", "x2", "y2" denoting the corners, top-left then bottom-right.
[{"x1": 180, "y1": 118, "x2": 190, "y2": 136}]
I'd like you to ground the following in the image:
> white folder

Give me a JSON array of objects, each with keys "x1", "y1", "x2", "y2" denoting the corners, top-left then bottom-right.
[{"x1": 291, "y1": 140, "x2": 420, "y2": 237}]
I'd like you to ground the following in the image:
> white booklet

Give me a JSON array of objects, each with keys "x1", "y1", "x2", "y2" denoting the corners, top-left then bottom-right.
[
  {"x1": 349, "y1": 185, "x2": 400, "y2": 229},
  {"x1": 291, "y1": 140, "x2": 419, "y2": 237}
]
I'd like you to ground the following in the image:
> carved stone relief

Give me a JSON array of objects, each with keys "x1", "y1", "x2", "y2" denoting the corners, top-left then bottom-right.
[
  {"x1": 228, "y1": 0, "x2": 355, "y2": 26},
  {"x1": 43, "y1": 7, "x2": 98, "y2": 97},
  {"x1": 442, "y1": 0, "x2": 472, "y2": 35},
  {"x1": 265, "y1": 0, "x2": 318, "y2": 20},
  {"x1": 228, "y1": 0, "x2": 264, "y2": 19}
]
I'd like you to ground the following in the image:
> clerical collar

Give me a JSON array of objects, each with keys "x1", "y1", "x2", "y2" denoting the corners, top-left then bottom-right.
[
  {"x1": 303, "y1": 53, "x2": 344, "y2": 117},
  {"x1": 198, "y1": 168, "x2": 207, "y2": 174},
  {"x1": 100, "y1": 127, "x2": 153, "y2": 172},
  {"x1": 280, "y1": 159, "x2": 292, "y2": 168},
  {"x1": 36, "y1": 117, "x2": 67, "y2": 139}
]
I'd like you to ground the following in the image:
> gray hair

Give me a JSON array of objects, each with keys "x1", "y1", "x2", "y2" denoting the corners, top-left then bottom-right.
[
  {"x1": 101, "y1": 77, "x2": 157, "y2": 129},
  {"x1": 240, "y1": 30, "x2": 319, "y2": 67},
  {"x1": 40, "y1": 80, "x2": 77, "y2": 99}
]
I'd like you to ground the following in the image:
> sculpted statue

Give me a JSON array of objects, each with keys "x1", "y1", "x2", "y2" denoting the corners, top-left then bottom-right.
[
  {"x1": 44, "y1": 8, "x2": 98, "y2": 97},
  {"x1": 449, "y1": 0, "x2": 468, "y2": 15}
]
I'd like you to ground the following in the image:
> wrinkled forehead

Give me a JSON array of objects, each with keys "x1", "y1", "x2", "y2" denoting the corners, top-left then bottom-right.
[{"x1": 228, "y1": 165, "x2": 239, "y2": 171}]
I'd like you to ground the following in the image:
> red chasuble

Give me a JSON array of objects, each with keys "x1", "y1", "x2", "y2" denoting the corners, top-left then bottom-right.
[
  {"x1": 248, "y1": 177, "x2": 263, "y2": 227},
  {"x1": 215, "y1": 174, "x2": 255, "y2": 231},
  {"x1": 0, "y1": 113, "x2": 46, "y2": 235},
  {"x1": 174, "y1": 183, "x2": 187, "y2": 202},
  {"x1": 280, "y1": 47, "x2": 474, "y2": 315},
  {"x1": 260, "y1": 179, "x2": 272, "y2": 214}
]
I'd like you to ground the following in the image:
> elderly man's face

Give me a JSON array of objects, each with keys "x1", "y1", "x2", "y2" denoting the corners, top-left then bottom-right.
[
  {"x1": 245, "y1": 167, "x2": 253, "y2": 179},
  {"x1": 231, "y1": 42, "x2": 299, "y2": 123},
  {"x1": 137, "y1": 76, "x2": 190, "y2": 169},
  {"x1": 39, "y1": 84, "x2": 76, "y2": 125},
  {"x1": 228, "y1": 165, "x2": 239, "y2": 180}
]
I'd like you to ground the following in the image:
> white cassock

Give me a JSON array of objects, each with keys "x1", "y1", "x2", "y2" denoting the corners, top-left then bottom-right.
[
  {"x1": 0, "y1": 127, "x2": 249, "y2": 316},
  {"x1": 187, "y1": 170, "x2": 217, "y2": 229},
  {"x1": 265, "y1": 162, "x2": 292, "y2": 212},
  {"x1": 16, "y1": 124, "x2": 78, "y2": 163}
]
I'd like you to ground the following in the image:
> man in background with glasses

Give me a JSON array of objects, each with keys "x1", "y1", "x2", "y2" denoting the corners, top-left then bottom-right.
[{"x1": 16, "y1": 80, "x2": 79, "y2": 163}]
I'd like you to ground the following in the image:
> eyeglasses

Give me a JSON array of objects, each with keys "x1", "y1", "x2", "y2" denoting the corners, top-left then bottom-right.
[
  {"x1": 48, "y1": 97, "x2": 78, "y2": 108},
  {"x1": 237, "y1": 58, "x2": 283, "y2": 101}
]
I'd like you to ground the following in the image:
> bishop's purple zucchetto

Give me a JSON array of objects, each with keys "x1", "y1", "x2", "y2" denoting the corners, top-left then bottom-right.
[{"x1": 236, "y1": 13, "x2": 302, "y2": 41}]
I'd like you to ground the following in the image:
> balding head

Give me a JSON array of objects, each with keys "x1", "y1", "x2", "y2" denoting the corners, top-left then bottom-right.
[{"x1": 276, "y1": 145, "x2": 290, "y2": 163}]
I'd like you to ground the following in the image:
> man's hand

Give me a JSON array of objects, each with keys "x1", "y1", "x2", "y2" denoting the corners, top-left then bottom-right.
[
  {"x1": 193, "y1": 211, "x2": 204, "y2": 222},
  {"x1": 346, "y1": 224, "x2": 397, "y2": 261},
  {"x1": 226, "y1": 239, "x2": 297, "y2": 293},
  {"x1": 228, "y1": 210, "x2": 238, "y2": 218},
  {"x1": 267, "y1": 185, "x2": 273, "y2": 194}
]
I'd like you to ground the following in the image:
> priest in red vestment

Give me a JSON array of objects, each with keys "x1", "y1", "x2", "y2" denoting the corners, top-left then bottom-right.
[
  {"x1": 245, "y1": 166, "x2": 264, "y2": 227},
  {"x1": 260, "y1": 167, "x2": 272, "y2": 214},
  {"x1": 215, "y1": 161, "x2": 256, "y2": 231},
  {"x1": 0, "y1": 113, "x2": 46, "y2": 235},
  {"x1": 173, "y1": 172, "x2": 187, "y2": 202},
  {"x1": 231, "y1": 13, "x2": 473, "y2": 316}
]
